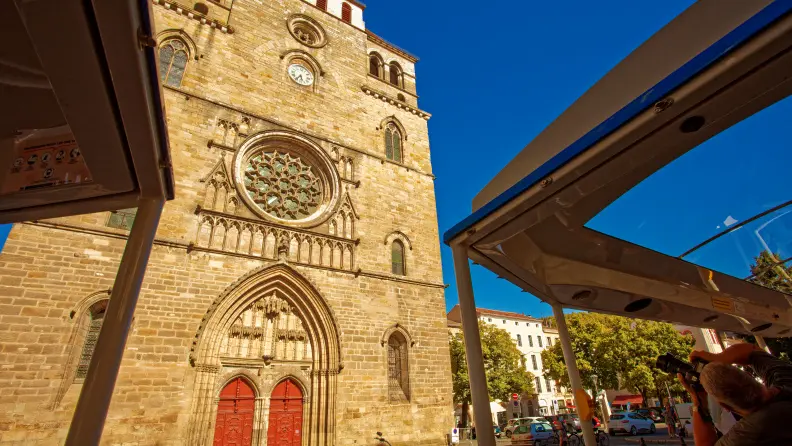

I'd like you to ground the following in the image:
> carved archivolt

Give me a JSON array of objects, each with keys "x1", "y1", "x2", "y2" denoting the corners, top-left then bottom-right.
[{"x1": 187, "y1": 263, "x2": 341, "y2": 446}]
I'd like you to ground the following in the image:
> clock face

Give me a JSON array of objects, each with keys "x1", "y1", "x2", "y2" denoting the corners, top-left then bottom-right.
[{"x1": 288, "y1": 64, "x2": 314, "y2": 86}]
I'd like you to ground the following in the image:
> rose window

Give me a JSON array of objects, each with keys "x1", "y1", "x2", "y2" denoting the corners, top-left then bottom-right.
[
  {"x1": 287, "y1": 15, "x2": 327, "y2": 48},
  {"x1": 293, "y1": 26, "x2": 317, "y2": 45},
  {"x1": 243, "y1": 151, "x2": 322, "y2": 220}
]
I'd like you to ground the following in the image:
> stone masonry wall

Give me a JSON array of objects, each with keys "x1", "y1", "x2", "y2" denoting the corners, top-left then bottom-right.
[{"x1": 0, "y1": 0, "x2": 452, "y2": 444}]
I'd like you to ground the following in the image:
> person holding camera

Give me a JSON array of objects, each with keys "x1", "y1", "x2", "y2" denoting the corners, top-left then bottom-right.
[{"x1": 676, "y1": 342, "x2": 792, "y2": 445}]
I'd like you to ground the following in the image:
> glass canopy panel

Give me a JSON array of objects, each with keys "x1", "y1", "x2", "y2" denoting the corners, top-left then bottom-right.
[
  {"x1": 586, "y1": 95, "x2": 792, "y2": 284},
  {"x1": 683, "y1": 205, "x2": 792, "y2": 281}
]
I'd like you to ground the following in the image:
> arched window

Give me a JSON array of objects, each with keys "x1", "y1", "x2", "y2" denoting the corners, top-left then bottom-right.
[
  {"x1": 341, "y1": 2, "x2": 352, "y2": 23},
  {"x1": 158, "y1": 39, "x2": 189, "y2": 87},
  {"x1": 384, "y1": 122, "x2": 402, "y2": 163},
  {"x1": 369, "y1": 53, "x2": 383, "y2": 78},
  {"x1": 391, "y1": 239, "x2": 405, "y2": 275},
  {"x1": 75, "y1": 300, "x2": 108, "y2": 381},
  {"x1": 387, "y1": 331, "x2": 410, "y2": 401},
  {"x1": 316, "y1": 0, "x2": 327, "y2": 10},
  {"x1": 193, "y1": 2, "x2": 209, "y2": 15},
  {"x1": 389, "y1": 62, "x2": 402, "y2": 87}
]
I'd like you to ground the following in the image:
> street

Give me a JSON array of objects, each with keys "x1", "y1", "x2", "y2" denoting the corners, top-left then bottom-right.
[{"x1": 464, "y1": 424, "x2": 683, "y2": 446}]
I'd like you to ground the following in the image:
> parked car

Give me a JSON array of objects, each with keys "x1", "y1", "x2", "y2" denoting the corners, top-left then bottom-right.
[
  {"x1": 608, "y1": 412, "x2": 656, "y2": 436},
  {"x1": 511, "y1": 422, "x2": 554, "y2": 445},
  {"x1": 503, "y1": 417, "x2": 548, "y2": 438},
  {"x1": 636, "y1": 408, "x2": 664, "y2": 422}
]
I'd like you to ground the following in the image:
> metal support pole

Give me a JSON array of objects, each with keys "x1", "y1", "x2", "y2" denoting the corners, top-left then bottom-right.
[
  {"x1": 551, "y1": 303, "x2": 596, "y2": 446},
  {"x1": 755, "y1": 335, "x2": 771, "y2": 353},
  {"x1": 451, "y1": 244, "x2": 495, "y2": 446},
  {"x1": 66, "y1": 198, "x2": 165, "y2": 446}
]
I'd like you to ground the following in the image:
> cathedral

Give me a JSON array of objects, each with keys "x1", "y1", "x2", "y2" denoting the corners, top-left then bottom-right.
[{"x1": 0, "y1": 0, "x2": 452, "y2": 444}]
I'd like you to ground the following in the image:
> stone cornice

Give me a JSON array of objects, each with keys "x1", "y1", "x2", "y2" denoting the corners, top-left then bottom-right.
[
  {"x1": 366, "y1": 31, "x2": 418, "y2": 63},
  {"x1": 152, "y1": 0, "x2": 235, "y2": 34},
  {"x1": 361, "y1": 85, "x2": 431, "y2": 120}
]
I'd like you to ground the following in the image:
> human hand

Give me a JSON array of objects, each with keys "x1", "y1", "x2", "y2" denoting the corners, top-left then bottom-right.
[
  {"x1": 689, "y1": 350, "x2": 718, "y2": 364},
  {"x1": 677, "y1": 373, "x2": 708, "y2": 407}
]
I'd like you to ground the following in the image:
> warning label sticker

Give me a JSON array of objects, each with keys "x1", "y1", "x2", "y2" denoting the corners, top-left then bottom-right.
[
  {"x1": 711, "y1": 296, "x2": 736, "y2": 313},
  {"x1": 2, "y1": 127, "x2": 92, "y2": 195}
]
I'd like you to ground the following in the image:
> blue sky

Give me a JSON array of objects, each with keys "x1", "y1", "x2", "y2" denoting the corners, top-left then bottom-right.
[{"x1": 366, "y1": 1, "x2": 792, "y2": 317}]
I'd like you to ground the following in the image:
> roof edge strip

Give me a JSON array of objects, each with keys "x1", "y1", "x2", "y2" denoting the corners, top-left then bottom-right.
[{"x1": 442, "y1": 0, "x2": 792, "y2": 245}]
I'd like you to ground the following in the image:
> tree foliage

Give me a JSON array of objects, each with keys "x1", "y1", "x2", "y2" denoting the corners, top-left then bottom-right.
[
  {"x1": 745, "y1": 251, "x2": 792, "y2": 360},
  {"x1": 450, "y1": 321, "x2": 536, "y2": 404},
  {"x1": 540, "y1": 313, "x2": 694, "y2": 405}
]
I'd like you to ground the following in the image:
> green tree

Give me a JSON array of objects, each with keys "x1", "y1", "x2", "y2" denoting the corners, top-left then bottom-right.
[
  {"x1": 744, "y1": 251, "x2": 792, "y2": 360},
  {"x1": 749, "y1": 250, "x2": 792, "y2": 294},
  {"x1": 450, "y1": 321, "x2": 535, "y2": 424},
  {"x1": 541, "y1": 313, "x2": 694, "y2": 406}
]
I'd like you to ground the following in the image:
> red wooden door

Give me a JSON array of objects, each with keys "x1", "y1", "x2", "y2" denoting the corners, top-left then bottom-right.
[
  {"x1": 214, "y1": 377, "x2": 255, "y2": 446},
  {"x1": 267, "y1": 379, "x2": 303, "y2": 446}
]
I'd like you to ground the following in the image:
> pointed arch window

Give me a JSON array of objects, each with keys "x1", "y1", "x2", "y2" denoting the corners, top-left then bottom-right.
[
  {"x1": 387, "y1": 331, "x2": 410, "y2": 401},
  {"x1": 391, "y1": 239, "x2": 405, "y2": 276},
  {"x1": 389, "y1": 62, "x2": 402, "y2": 87},
  {"x1": 341, "y1": 3, "x2": 352, "y2": 23},
  {"x1": 75, "y1": 300, "x2": 108, "y2": 381},
  {"x1": 384, "y1": 122, "x2": 403, "y2": 163},
  {"x1": 158, "y1": 39, "x2": 189, "y2": 87}
]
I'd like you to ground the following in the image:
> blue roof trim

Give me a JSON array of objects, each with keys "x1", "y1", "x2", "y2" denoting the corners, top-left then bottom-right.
[{"x1": 443, "y1": 0, "x2": 792, "y2": 245}]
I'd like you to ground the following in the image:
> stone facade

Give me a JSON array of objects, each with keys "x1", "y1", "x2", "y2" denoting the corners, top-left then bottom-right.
[{"x1": 0, "y1": 0, "x2": 452, "y2": 444}]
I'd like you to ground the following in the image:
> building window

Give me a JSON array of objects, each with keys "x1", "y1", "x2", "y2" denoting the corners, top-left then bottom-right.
[
  {"x1": 547, "y1": 336, "x2": 552, "y2": 346},
  {"x1": 514, "y1": 321, "x2": 518, "y2": 326},
  {"x1": 388, "y1": 331, "x2": 410, "y2": 401},
  {"x1": 193, "y1": 2, "x2": 209, "y2": 14},
  {"x1": 316, "y1": 0, "x2": 327, "y2": 10},
  {"x1": 341, "y1": 2, "x2": 352, "y2": 23},
  {"x1": 288, "y1": 15, "x2": 327, "y2": 48},
  {"x1": 369, "y1": 53, "x2": 384, "y2": 78},
  {"x1": 75, "y1": 300, "x2": 108, "y2": 381},
  {"x1": 517, "y1": 334, "x2": 522, "y2": 347},
  {"x1": 158, "y1": 39, "x2": 189, "y2": 87},
  {"x1": 526, "y1": 322, "x2": 530, "y2": 326},
  {"x1": 545, "y1": 377, "x2": 553, "y2": 393},
  {"x1": 535, "y1": 376, "x2": 542, "y2": 393},
  {"x1": 528, "y1": 336, "x2": 533, "y2": 347},
  {"x1": 384, "y1": 122, "x2": 403, "y2": 162},
  {"x1": 397, "y1": 93, "x2": 406, "y2": 102},
  {"x1": 107, "y1": 208, "x2": 137, "y2": 230},
  {"x1": 488, "y1": 318, "x2": 492, "y2": 322},
  {"x1": 391, "y1": 240, "x2": 405, "y2": 275},
  {"x1": 538, "y1": 336, "x2": 543, "y2": 347},
  {"x1": 531, "y1": 355, "x2": 538, "y2": 370},
  {"x1": 389, "y1": 62, "x2": 402, "y2": 87}
]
